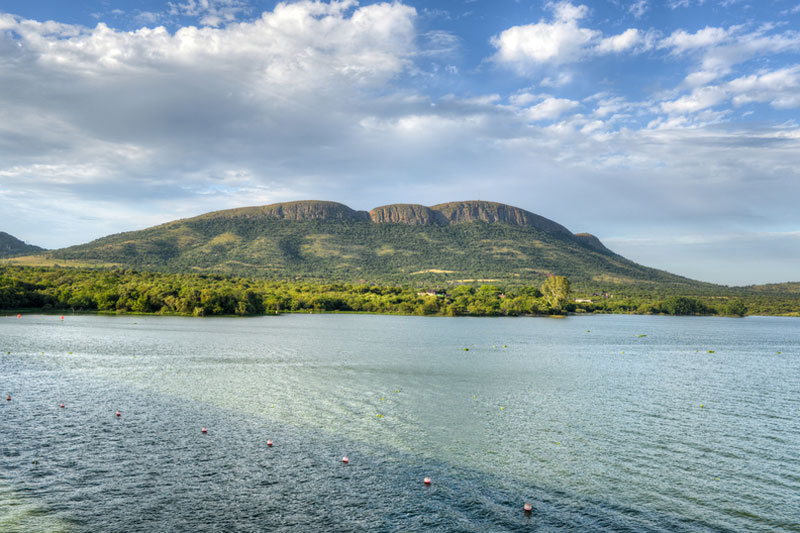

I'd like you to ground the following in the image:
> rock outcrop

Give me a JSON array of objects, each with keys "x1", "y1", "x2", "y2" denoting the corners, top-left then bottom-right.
[{"x1": 369, "y1": 204, "x2": 448, "y2": 225}]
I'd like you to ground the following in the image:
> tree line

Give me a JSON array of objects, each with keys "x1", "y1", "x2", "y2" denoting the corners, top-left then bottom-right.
[{"x1": 1, "y1": 265, "x2": 796, "y2": 317}]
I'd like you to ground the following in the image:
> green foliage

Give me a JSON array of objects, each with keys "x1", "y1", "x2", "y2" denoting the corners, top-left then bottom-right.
[
  {"x1": 2, "y1": 265, "x2": 798, "y2": 318},
  {"x1": 659, "y1": 296, "x2": 709, "y2": 316},
  {"x1": 0, "y1": 232, "x2": 45, "y2": 258},
  {"x1": 724, "y1": 299, "x2": 747, "y2": 317},
  {"x1": 540, "y1": 276, "x2": 571, "y2": 311}
]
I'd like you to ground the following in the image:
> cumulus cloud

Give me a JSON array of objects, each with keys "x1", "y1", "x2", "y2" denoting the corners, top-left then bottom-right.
[
  {"x1": 597, "y1": 28, "x2": 642, "y2": 53},
  {"x1": 525, "y1": 96, "x2": 581, "y2": 120},
  {"x1": 661, "y1": 65, "x2": 800, "y2": 114},
  {"x1": 728, "y1": 66, "x2": 800, "y2": 109},
  {"x1": 660, "y1": 26, "x2": 732, "y2": 53},
  {"x1": 490, "y1": 2, "x2": 648, "y2": 73},
  {"x1": 490, "y1": 2, "x2": 599, "y2": 68}
]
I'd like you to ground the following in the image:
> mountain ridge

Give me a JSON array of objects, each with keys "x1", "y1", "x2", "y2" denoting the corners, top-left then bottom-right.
[{"x1": 7, "y1": 200, "x2": 710, "y2": 289}]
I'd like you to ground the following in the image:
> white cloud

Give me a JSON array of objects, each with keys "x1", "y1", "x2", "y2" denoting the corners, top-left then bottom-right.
[
  {"x1": 490, "y1": 2, "x2": 646, "y2": 72},
  {"x1": 490, "y1": 2, "x2": 599, "y2": 67},
  {"x1": 540, "y1": 72, "x2": 573, "y2": 87},
  {"x1": 629, "y1": 1, "x2": 648, "y2": 18},
  {"x1": 597, "y1": 28, "x2": 641, "y2": 53},
  {"x1": 168, "y1": 0, "x2": 250, "y2": 26},
  {"x1": 728, "y1": 66, "x2": 800, "y2": 109},
  {"x1": 660, "y1": 26, "x2": 732, "y2": 53},
  {"x1": 526, "y1": 96, "x2": 580, "y2": 120},
  {"x1": 661, "y1": 86, "x2": 727, "y2": 113}
]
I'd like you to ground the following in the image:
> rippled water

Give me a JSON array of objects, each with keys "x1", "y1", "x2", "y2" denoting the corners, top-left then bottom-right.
[{"x1": 2, "y1": 313, "x2": 799, "y2": 531}]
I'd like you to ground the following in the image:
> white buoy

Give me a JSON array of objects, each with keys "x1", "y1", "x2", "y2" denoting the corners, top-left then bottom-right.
[
  {"x1": 342, "y1": 456, "x2": 349, "y2": 464},
  {"x1": 524, "y1": 502, "x2": 532, "y2": 513},
  {"x1": 201, "y1": 427, "x2": 208, "y2": 433},
  {"x1": 424, "y1": 477, "x2": 431, "y2": 485},
  {"x1": 115, "y1": 411, "x2": 121, "y2": 417},
  {"x1": 267, "y1": 440, "x2": 273, "y2": 447}
]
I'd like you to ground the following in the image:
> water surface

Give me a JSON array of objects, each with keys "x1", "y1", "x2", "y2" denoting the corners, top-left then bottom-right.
[{"x1": 2, "y1": 313, "x2": 799, "y2": 531}]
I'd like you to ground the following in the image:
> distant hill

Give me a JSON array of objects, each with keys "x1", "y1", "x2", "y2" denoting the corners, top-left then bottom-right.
[
  {"x1": 20, "y1": 200, "x2": 715, "y2": 289},
  {"x1": 0, "y1": 232, "x2": 45, "y2": 258},
  {"x1": 745, "y1": 282, "x2": 800, "y2": 294}
]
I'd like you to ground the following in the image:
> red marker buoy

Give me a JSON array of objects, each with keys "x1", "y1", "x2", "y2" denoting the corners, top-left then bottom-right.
[
  {"x1": 201, "y1": 427, "x2": 207, "y2": 434},
  {"x1": 17, "y1": 314, "x2": 21, "y2": 318},
  {"x1": 424, "y1": 477, "x2": 431, "y2": 485},
  {"x1": 115, "y1": 411, "x2": 121, "y2": 417},
  {"x1": 60, "y1": 316, "x2": 64, "y2": 320},
  {"x1": 524, "y1": 503, "x2": 532, "y2": 513},
  {"x1": 60, "y1": 403, "x2": 65, "y2": 408},
  {"x1": 267, "y1": 440, "x2": 273, "y2": 447},
  {"x1": 342, "y1": 456, "x2": 349, "y2": 464}
]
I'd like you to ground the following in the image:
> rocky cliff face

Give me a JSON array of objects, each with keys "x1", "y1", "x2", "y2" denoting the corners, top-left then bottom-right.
[
  {"x1": 429, "y1": 201, "x2": 572, "y2": 235},
  {"x1": 191, "y1": 200, "x2": 585, "y2": 241},
  {"x1": 194, "y1": 201, "x2": 370, "y2": 222},
  {"x1": 369, "y1": 204, "x2": 448, "y2": 225}
]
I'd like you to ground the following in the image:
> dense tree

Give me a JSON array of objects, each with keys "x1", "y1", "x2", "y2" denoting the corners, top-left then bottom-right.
[
  {"x1": 540, "y1": 276, "x2": 571, "y2": 312},
  {"x1": 1, "y1": 265, "x2": 798, "y2": 317}
]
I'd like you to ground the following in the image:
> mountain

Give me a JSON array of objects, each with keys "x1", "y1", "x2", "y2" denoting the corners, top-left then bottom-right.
[
  {"x1": 0, "y1": 232, "x2": 45, "y2": 258},
  {"x1": 24, "y1": 200, "x2": 712, "y2": 288}
]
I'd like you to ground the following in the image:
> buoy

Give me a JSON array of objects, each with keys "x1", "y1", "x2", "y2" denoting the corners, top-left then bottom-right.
[
  {"x1": 342, "y1": 456, "x2": 349, "y2": 464},
  {"x1": 201, "y1": 427, "x2": 207, "y2": 433},
  {"x1": 17, "y1": 314, "x2": 21, "y2": 318},
  {"x1": 524, "y1": 503, "x2": 532, "y2": 513},
  {"x1": 424, "y1": 477, "x2": 431, "y2": 485},
  {"x1": 115, "y1": 411, "x2": 121, "y2": 417},
  {"x1": 60, "y1": 403, "x2": 65, "y2": 408},
  {"x1": 60, "y1": 316, "x2": 64, "y2": 320},
  {"x1": 267, "y1": 440, "x2": 273, "y2": 447},
  {"x1": 6, "y1": 395, "x2": 10, "y2": 401}
]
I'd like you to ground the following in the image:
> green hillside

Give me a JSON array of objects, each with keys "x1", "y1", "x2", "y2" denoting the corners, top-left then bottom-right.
[
  {"x1": 0, "y1": 232, "x2": 45, "y2": 258},
  {"x1": 22, "y1": 200, "x2": 712, "y2": 289}
]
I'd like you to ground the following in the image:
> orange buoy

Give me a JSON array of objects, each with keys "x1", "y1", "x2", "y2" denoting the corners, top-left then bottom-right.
[
  {"x1": 17, "y1": 314, "x2": 21, "y2": 318},
  {"x1": 342, "y1": 456, "x2": 349, "y2": 464},
  {"x1": 424, "y1": 477, "x2": 431, "y2": 485},
  {"x1": 115, "y1": 411, "x2": 121, "y2": 417},
  {"x1": 201, "y1": 427, "x2": 208, "y2": 434},
  {"x1": 524, "y1": 503, "x2": 532, "y2": 513},
  {"x1": 267, "y1": 440, "x2": 273, "y2": 447},
  {"x1": 60, "y1": 316, "x2": 64, "y2": 320}
]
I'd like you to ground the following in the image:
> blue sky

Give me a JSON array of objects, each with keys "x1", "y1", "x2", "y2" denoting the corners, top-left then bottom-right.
[{"x1": 1, "y1": 0, "x2": 799, "y2": 285}]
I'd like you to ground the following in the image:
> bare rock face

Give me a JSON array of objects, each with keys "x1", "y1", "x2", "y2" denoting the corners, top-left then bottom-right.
[
  {"x1": 190, "y1": 199, "x2": 577, "y2": 236},
  {"x1": 195, "y1": 201, "x2": 370, "y2": 222},
  {"x1": 574, "y1": 233, "x2": 613, "y2": 254},
  {"x1": 369, "y1": 204, "x2": 448, "y2": 225},
  {"x1": 429, "y1": 201, "x2": 572, "y2": 235},
  {"x1": 258, "y1": 201, "x2": 370, "y2": 221}
]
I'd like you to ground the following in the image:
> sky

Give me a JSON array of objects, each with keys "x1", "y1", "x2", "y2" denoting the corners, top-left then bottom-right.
[{"x1": 1, "y1": 0, "x2": 799, "y2": 286}]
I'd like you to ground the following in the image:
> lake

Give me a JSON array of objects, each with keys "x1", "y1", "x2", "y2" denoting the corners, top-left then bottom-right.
[{"x1": 1, "y1": 313, "x2": 799, "y2": 531}]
